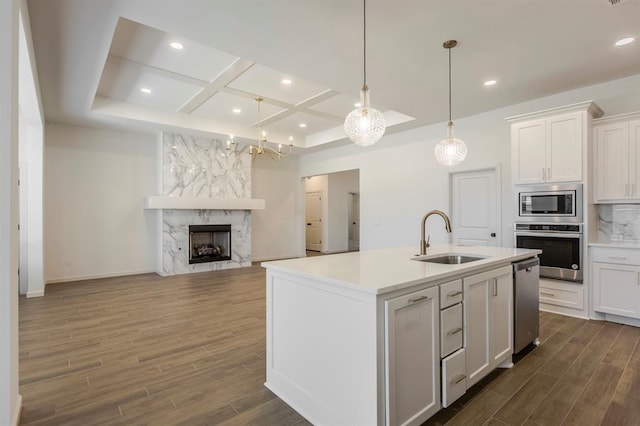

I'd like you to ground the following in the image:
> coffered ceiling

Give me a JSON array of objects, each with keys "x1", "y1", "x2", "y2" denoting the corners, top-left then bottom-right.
[{"x1": 26, "y1": 0, "x2": 640, "y2": 153}]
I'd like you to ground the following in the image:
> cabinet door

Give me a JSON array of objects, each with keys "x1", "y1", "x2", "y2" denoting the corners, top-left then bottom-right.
[
  {"x1": 385, "y1": 286, "x2": 440, "y2": 426},
  {"x1": 463, "y1": 274, "x2": 491, "y2": 388},
  {"x1": 547, "y1": 112, "x2": 582, "y2": 182},
  {"x1": 512, "y1": 119, "x2": 546, "y2": 184},
  {"x1": 630, "y1": 119, "x2": 640, "y2": 200},
  {"x1": 593, "y1": 262, "x2": 640, "y2": 319},
  {"x1": 595, "y1": 122, "x2": 629, "y2": 202},
  {"x1": 490, "y1": 269, "x2": 513, "y2": 366}
]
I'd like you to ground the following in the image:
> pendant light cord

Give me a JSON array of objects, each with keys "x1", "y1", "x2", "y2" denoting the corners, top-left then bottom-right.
[
  {"x1": 363, "y1": 0, "x2": 367, "y2": 87},
  {"x1": 448, "y1": 46, "x2": 452, "y2": 122}
]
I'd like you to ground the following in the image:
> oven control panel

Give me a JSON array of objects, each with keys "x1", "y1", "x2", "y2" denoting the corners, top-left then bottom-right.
[{"x1": 514, "y1": 223, "x2": 582, "y2": 233}]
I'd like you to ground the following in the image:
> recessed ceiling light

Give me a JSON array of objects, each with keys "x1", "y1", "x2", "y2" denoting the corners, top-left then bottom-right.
[
  {"x1": 299, "y1": 123, "x2": 307, "y2": 128},
  {"x1": 615, "y1": 37, "x2": 635, "y2": 46},
  {"x1": 484, "y1": 80, "x2": 497, "y2": 86},
  {"x1": 232, "y1": 108, "x2": 242, "y2": 114},
  {"x1": 282, "y1": 79, "x2": 292, "y2": 85},
  {"x1": 140, "y1": 87, "x2": 152, "y2": 94},
  {"x1": 354, "y1": 102, "x2": 362, "y2": 108},
  {"x1": 170, "y1": 42, "x2": 184, "y2": 50}
]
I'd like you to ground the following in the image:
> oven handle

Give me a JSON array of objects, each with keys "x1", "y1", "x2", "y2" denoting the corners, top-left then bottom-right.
[{"x1": 515, "y1": 232, "x2": 582, "y2": 239}]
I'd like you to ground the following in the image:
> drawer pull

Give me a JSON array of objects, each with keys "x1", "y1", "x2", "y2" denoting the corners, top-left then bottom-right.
[
  {"x1": 452, "y1": 374, "x2": 466, "y2": 384},
  {"x1": 541, "y1": 291, "x2": 555, "y2": 297},
  {"x1": 625, "y1": 183, "x2": 629, "y2": 197},
  {"x1": 447, "y1": 327, "x2": 463, "y2": 336},
  {"x1": 447, "y1": 290, "x2": 463, "y2": 298},
  {"x1": 608, "y1": 256, "x2": 627, "y2": 260},
  {"x1": 408, "y1": 295, "x2": 432, "y2": 304},
  {"x1": 637, "y1": 272, "x2": 640, "y2": 285}
]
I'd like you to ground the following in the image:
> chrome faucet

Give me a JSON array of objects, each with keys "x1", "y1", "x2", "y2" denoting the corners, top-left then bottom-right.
[{"x1": 420, "y1": 210, "x2": 452, "y2": 255}]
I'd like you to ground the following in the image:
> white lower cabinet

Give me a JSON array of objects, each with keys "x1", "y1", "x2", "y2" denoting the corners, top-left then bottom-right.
[
  {"x1": 463, "y1": 265, "x2": 513, "y2": 387},
  {"x1": 384, "y1": 286, "x2": 440, "y2": 426},
  {"x1": 442, "y1": 348, "x2": 467, "y2": 408},
  {"x1": 384, "y1": 266, "x2": 515, "y2": 425},
  {"x1": 591, "y1": 247, "x2": 640, "y2": 320}
]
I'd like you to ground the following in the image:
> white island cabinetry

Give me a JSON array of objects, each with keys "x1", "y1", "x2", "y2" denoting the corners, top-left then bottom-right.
[
  {"x1": 263, "y1": 245, "x2": 539, "y2": 425},
  {"x1": 385, "y1": 286, "x2": 440, "y2": 425},
  {"x1": 463, "y1": 265, "x2": 513, "y2": 387}
]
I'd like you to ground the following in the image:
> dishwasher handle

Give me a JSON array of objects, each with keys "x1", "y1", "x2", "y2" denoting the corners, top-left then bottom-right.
[{"x1": 514, "y1": 258, "x2": 540, "y2": 272}]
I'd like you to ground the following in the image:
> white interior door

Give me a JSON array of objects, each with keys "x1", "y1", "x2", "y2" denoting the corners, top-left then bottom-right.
[
  {"x1": 305, "y1": 191, "x2": 322, "y2": 251},
  {"x1": 451, "y1": 169, "x2": 499, "y2": 247},
  {"x1": 349, "y1": 193, "x2": 360, "y2": 251}
]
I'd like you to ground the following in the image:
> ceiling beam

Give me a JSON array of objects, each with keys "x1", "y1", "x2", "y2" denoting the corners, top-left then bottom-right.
[
  {"x1": 108, "y1": 54, "x2": 209, "y2": 87},
  {"x1": 178, "y1": 58, "x2": 255, "y2": 114}
]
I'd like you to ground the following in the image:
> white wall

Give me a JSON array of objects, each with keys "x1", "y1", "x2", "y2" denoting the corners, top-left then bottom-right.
[
  {"x1": 44, "y1": 123, "x2": 159, "y2": 283},
  {"x1": 251, "y1": 157, "x2": 300, "y2": 261},
  {"x1": 0, "y1": 0, "x2": 21, "y2": 424},
  {"x1": 18, "y1": 1, "x2": 45, "y2": 297},
  {"x1": 298, "y1": 74, "x2": 640, "y2": 252}
]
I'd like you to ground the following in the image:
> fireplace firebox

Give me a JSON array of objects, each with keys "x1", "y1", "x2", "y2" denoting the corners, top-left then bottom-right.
[{"x1": 189, "y1": 225, "x2": 232, "y2": 264}]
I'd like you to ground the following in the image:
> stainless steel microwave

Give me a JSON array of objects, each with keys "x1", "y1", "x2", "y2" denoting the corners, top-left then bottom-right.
[{"x1": 515, "y1": 183, "x2": 583, "y2": 223}]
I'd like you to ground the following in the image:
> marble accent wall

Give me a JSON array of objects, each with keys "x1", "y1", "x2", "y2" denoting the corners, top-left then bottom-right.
[
  {"x1": 160, "y1": 133, "x2": 252, "y2": 276},
  {"x1": 163, "y1": 134, "x2": 250, "y2": 198},
  {"x1": 597, "y1": 204, "x2": 640, "y2": 243}
]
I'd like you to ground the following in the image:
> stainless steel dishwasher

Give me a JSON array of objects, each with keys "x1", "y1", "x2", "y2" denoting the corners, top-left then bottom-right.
[{"x1": 513, "y1": 257, "x2": 540, "y2": 354}]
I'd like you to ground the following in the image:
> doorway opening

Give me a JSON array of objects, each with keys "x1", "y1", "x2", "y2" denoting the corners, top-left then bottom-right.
[{"x1": 303, "y1": 170, "x2": 360, "y2": 256}]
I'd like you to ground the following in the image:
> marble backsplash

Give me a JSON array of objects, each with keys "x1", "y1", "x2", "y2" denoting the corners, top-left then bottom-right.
[
  {"x1": 159, "y1": 133, "x2": 252, "y2": 276},
  {"x1": 597, "y1": 204, "x2": 640, "y2": 243}
]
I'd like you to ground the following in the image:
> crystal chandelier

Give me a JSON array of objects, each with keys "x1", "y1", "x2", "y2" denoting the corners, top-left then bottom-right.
[
  {"x1": 227, "y1": 97, "x2": 293, "y2": 160},
  {"x1": 344, "y1": 0, "x2": 386, "y2": 146},
  {"x1": 434, "y1": 40, "x2": 467, "y2": 166}
]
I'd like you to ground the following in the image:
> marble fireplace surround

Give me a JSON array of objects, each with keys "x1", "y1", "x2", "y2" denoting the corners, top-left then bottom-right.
[{"x1": 145, "y1": 133, "x2": 264, "y2": 276}]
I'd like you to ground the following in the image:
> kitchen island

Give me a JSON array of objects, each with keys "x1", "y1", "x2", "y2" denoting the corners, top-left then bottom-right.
[{"x1": 262, "y1": 244, "x2": 540, "y2": 426}]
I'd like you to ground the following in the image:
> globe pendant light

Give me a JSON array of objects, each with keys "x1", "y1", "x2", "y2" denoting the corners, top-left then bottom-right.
[
  {"x1": 344, "y1": 0, "x2": 386, "y2": 146},
  {"x1": 435, "y1": 40, "x2": 467, "y2": 166}
]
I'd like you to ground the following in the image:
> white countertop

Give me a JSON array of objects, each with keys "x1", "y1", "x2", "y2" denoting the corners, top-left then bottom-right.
[{"x1": 262, "y1": 244, "x2": 541, "y2": 295}]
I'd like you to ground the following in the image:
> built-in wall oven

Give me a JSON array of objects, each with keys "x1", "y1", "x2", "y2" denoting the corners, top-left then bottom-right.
[{"x1": 514, "y1": 223, "x2": 583, "y2": 283}]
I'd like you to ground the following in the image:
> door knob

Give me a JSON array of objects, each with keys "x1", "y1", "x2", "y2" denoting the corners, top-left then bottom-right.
[{"x1": 491, "y1": 233, "x2": 496, "y2": 237}]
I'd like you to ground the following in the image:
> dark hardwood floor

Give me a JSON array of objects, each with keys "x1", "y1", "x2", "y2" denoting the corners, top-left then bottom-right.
[{"x1": 18, "y1": 265, "x2": 640, "y2": 425}]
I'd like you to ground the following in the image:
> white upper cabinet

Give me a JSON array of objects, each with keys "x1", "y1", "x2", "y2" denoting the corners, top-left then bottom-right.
[
  {"x1": 507, "y1": 101, "x2": 603, "y2": 185},
  {"x1": 593, "y1": 113, "x2": 640, "y2": 203}
]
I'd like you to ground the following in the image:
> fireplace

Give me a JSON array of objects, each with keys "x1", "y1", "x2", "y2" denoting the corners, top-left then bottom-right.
[{"x1": 189, "y1": 224, "x2": 232, "y2": 264}]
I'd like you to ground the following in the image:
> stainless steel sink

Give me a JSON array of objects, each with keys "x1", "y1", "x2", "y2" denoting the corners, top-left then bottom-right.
[{"x1": 412, "y1": 254, "x2": 487, "y2": 264}]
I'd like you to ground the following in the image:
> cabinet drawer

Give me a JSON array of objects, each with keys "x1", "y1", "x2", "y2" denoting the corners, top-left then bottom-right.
[
  {"x1": 441, "y1": 303, "x2": 463, "y2": 358},
  {"x1": 539, "y1": 279, "x2": 584, "y2": 309},
  {"x1": 440, "y1": 279, "x2": 463, "y2": 309},
  {"x1": 442, "y1": 348, "x2": 466, "y2": 408},
  {"x1": 590, "y1": 247, "x2": 640, "y2": 265}
]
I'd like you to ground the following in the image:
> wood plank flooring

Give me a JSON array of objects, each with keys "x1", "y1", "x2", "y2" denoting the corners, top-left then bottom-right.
[{"x1": 18, "y1": 265, "x2": 640, "y2": 425}]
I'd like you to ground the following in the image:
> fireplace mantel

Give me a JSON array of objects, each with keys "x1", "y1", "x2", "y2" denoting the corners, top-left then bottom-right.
[{"x1": 144, "y1": 196, "x2": 265, "y2": 210}]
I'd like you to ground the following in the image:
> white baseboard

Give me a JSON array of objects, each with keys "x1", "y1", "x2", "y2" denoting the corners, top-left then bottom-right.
[
  {"x1": 46, "y1": 269, "x2": 157, "y2": 285},
  {"x1": 26, "y1": 290, "x2": 44, "y2": 298},
  {"x1": 252, "y1": 254, "x2": 302, "y2": 262},
  {"x1": 603, "y1": 313, "x2": 640, "y2": 327},
  {"x1": 539, "y1": 305, "x2": 589, "y2": 320},
  {"x1": 12, "y1": 394, "x2": 22, "y2": 426}
]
